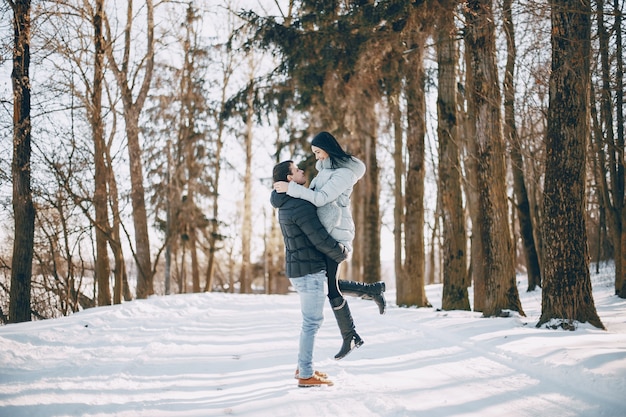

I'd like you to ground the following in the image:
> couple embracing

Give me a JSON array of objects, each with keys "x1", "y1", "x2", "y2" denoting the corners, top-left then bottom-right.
[{"x1": 270, "y1": 131, "x2": 386, "y2": 388}]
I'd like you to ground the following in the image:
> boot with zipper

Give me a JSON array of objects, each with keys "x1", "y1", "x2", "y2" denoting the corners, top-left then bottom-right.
[
  {"x1": 330, "y1": 296, "x2": 364, "y2": 360},
  {"x1": 338, "y1": 280, "x2": 386, "y2": 315}
]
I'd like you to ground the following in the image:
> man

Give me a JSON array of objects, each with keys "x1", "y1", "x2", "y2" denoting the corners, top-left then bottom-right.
[{"x1": 270, "y1": 160, "x2": 348, "y2": 388}]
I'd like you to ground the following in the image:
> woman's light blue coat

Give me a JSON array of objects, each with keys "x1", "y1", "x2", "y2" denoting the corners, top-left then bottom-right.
[{"x1": 286, "y1": 156, "x2": 366, "y2": 252}]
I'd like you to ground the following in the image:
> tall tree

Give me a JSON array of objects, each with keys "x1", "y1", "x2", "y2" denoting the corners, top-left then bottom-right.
[
  {"x1": 593, "y1": 0, "x2": 625, "y2": 297},
  {"x1": 398, "y1": 15, "x2": 430, "y2": 307},
  {"x1": 105, "y1": 116, "x2": 131, "y2": 303},
  {"x1": 239, "y1": 80, "x2": 254, "y2": 294},
  {"x1": 178, "y1": 3, "x2": 207, "y2": 293},
  {"x1": 615, "y1": 0, "x2": 626, "y2": 297},
  {"x1": 503, "y1": 0, "x2": 541, "y2": 292},
  {"x1": 437, "y1": 1, "x2": 469, "y2": 311},
  {"x1": 91, "y1": 0, "x2": 112, "y2": 306},
  {"x1": 464, "y1": 0, "x2": 524, "y2": 317},
  {"x1": 538, "y1": 0, "x2": 603, "y2": 329},
  {"x1": 9, "y1": 0, "x2": 35, "y2": 323},
  {"x1": 104, "y1": 0, "x2": 155, "y2": 298},
  {"x1": 390, "y1": 89, "x2": 405, "y2": 288},
  {"x1": 462, "y1": 32, "x2": 486, "y2": 312}
]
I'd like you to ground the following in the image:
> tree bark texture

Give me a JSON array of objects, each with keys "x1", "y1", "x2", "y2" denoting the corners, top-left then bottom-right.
[
  {"x1": 465, "y1": 0, "x2": 524, "y2": 317},
  {"x1": 398, "y1": 25, "x2": 430, "y2": 307},
  {"x1": 614, "y1": 0, "x2": 626, "y2": 298},
  {"x1": 92, "y1": 0, "x2": 112, "y2": 306},
  {"x1": 538, "y1": 0, "x2": 603, "y2": 329},
  {"x1": 437, "y1": 7, "x2": 470, "y2": 311},
  {"x1": 9, "y1": 0, "x2": 35, "y2": 323},
  {"x1": 462, "y1": 35, "x2": 485, "y2": 312},
  {"x1": 126, "y1": 113, "x2": 153, "y2": 298},
  {"x1": 362, "y1": 127, "x2": 381, "y2": 284},
  {"x1": 391, "y1": 91, "x2": 405, "y2": 284}
]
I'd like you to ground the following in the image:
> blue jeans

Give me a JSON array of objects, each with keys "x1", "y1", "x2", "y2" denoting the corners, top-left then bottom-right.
[{"x1": 290, "y1": 271, "x2": 326, "y2": 379}]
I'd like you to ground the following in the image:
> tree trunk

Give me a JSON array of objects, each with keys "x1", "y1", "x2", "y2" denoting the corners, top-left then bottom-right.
[
  {"x1": 105, "y1": 0, "x2": 155, "y2": 299},
  {"x1": 399, "y1": 25, "x2": 430, "y2": 307},
  {"x1": 105, "y1": 122, "x2": 131, "y2": 302},
  {"x1": 596, "y1": 0, "x2": 624, "y2": 297},
  {"x1": 350, "y1": 155, "x2": 363, "y2": 282},
  {"x1": 179, "y1": 7, "x2": 202, "y2": 294},
  {"x1": 462, "y1": 38, "x2": 485, "y2": 312},
  {"x1": 503, "y1": 0, "x2": 542, "y2": 292},
  {"x1": 179, "y1": 240, "x2": 186, "y2": 293},
  {"x1": 189, "y1": 228, "x2": 200, "y2": 293},
  {"x1": 126, "y1": 114, "x2": 153, "y2": 298},
  {"x1": 92, "y1": 0, "x2": 111, "y2": 306},
  {"x1": 437, "y1": 6, "x2": 469, "y2": 311},
  {"x1": 464, "y1": 0, "x2": 524, "y2": 317},
  {"x1": 205, "y1": 118, "x2": 225, "y2": 293},
  {"x1": 204, "y1": 127, "x2": 222, "y2": 292},
  {"x1": 239, "y1": 86, "x2": 254, "y2": 294},
  {"x1": 538, "y1": 0, "x2": 603, "y2": 329},
  {"x1": 391, "y1": 91, "x2": 405, "y2": 284},
  {"x1": 164, "y1": 140, "x2": 173, "y2": 295},
  {"x1": 362, "y1": 125, "x2": 381, "y2": 284},
  {"x1": 614, "y1": 0, "x2": 626, "y2": 297},
  {"x1": 9, "y1": 0, "x2": 35, "y2": 323},
  {"x1": 204, "y1": 67, "x2": 228, "y2": 292}
]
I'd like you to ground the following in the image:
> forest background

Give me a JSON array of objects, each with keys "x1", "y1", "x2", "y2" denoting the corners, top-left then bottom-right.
[{"x1": 1, "y1": 0, "x2": 624, "y2": 331}]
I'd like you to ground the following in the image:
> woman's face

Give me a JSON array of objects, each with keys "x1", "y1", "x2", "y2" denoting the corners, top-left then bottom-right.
[{"x1": 311, "y1": 145, "x2": 329, "y2": 161}]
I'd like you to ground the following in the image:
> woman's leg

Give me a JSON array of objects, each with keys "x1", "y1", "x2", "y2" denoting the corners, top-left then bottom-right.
[
  {"x1": 337, "y1": 280, "x2": 387, "y2": 314},
  {"x1": 325, "y1": 255, "x2": 363, "y2": 359},
  {"x1": 325, "y1": 256, "x2": 341, "y2": 300},
  {"x1": 330, "y1": 256, "x2": 387, "y2": 314}
]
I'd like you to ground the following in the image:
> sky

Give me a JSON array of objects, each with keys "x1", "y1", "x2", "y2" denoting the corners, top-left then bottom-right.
[{"x1": 1, "y1": 263, "x2": 625, "y2": 417}]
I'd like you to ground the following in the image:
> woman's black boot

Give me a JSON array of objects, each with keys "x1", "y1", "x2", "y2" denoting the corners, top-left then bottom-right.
[
  {"x1": 338, "y1": 280, "x2": 386, "y2": 314},
  {"x1": 330, "y1": 296, "x2": 364, "y2": 360}
]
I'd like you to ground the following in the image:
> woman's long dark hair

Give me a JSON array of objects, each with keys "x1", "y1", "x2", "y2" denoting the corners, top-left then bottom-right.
[{"x1": 311, "y1": 131, "x2": 353, "y2": 168}]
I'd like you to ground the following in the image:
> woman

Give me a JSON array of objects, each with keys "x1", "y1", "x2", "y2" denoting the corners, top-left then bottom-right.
[{"x1": 274, "y1": 131, "x2": 386, "y2": 360}]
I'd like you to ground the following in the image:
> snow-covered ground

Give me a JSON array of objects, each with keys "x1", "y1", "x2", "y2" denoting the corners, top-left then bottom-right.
[{"x1": 1, "y1": 264, "x2": 625, "y2": 417}]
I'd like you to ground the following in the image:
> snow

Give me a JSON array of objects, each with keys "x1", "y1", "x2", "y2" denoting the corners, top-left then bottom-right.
[{"x1": 1, "y1": 264, "x2": 625, "y2": 417}]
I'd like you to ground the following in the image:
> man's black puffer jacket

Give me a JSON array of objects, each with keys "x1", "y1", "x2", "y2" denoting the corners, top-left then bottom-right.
[{"x1": 270, "y1": 191, "x2": 347, "y2": 278}]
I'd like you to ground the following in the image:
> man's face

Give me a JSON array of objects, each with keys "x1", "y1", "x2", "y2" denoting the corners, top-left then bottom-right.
[{"x1": 288, "y1": 163, "x2": 307, "y2": 185}]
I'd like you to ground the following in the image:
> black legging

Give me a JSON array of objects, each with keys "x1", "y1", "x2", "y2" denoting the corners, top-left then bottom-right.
[{"x1": 325, "y1": 255, "x2": 342, "y2": 299}]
